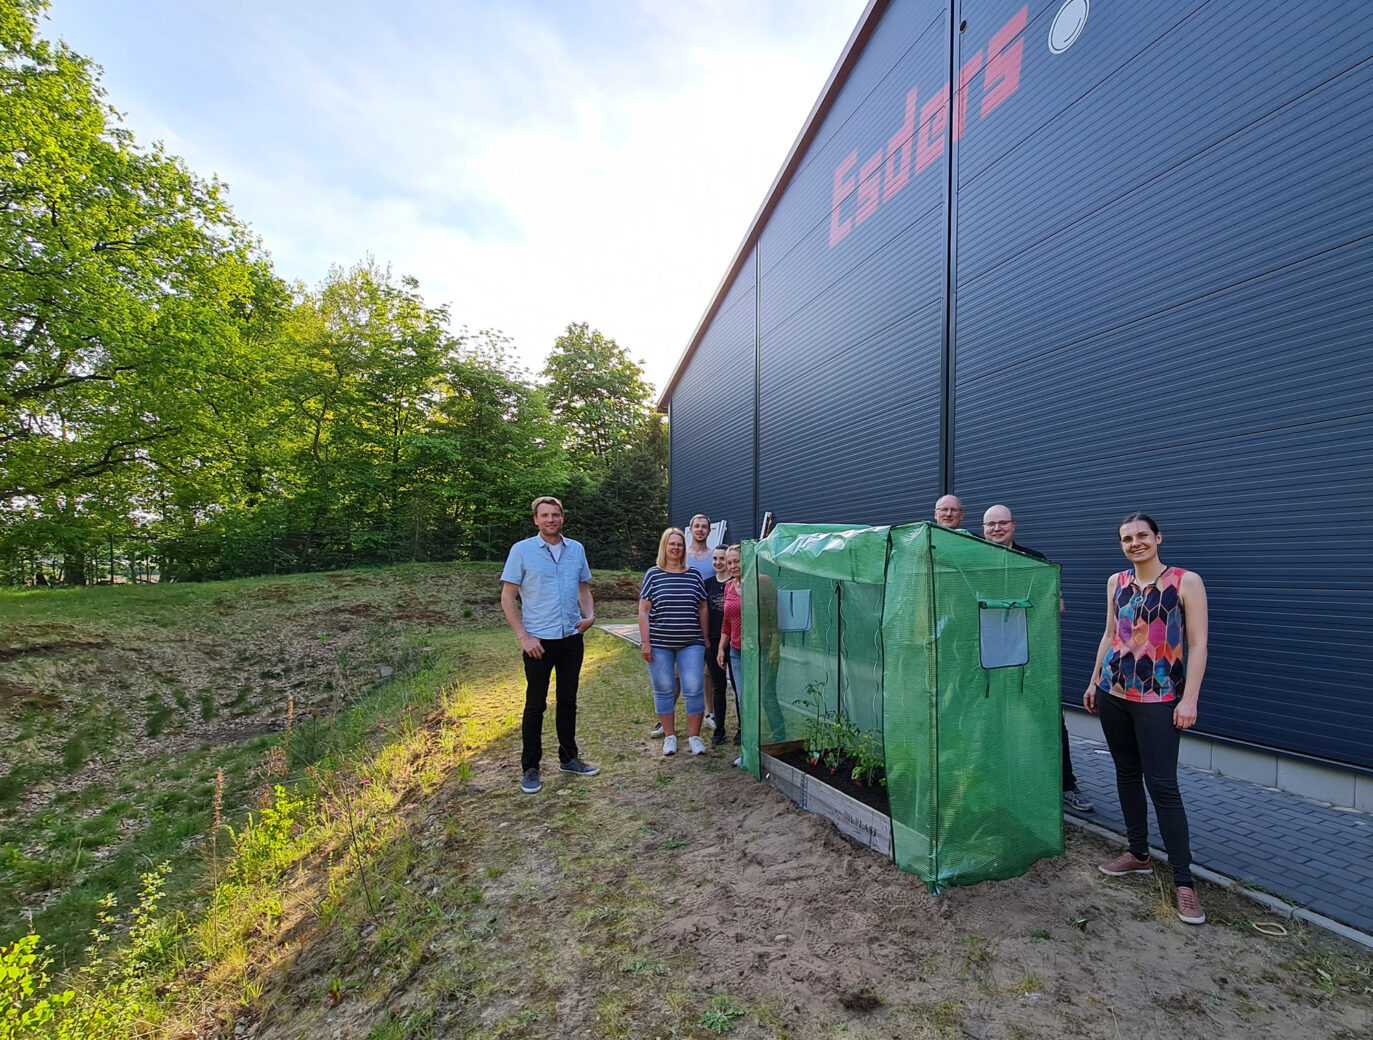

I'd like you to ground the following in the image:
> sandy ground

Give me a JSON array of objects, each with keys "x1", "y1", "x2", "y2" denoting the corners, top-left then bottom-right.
[
  {"x1": 615, "y1": 753, "x2": 1366, "y2": 1039},
  {"x1": 246, "y1": 631, "x2": 1371, "y2": 1040}
]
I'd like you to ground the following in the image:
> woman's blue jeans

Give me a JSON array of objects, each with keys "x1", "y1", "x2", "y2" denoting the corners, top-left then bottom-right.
[{"x1": 647, "y1": 644, "x2": 705, "y2": 715}]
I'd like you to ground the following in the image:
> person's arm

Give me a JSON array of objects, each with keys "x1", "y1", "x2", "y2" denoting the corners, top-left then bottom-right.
[
  {"x1": 1083, "y1": 575, "x2": 1117, "y2": 713},
  {"x1": 501, "y1": 581, "x2": 543, "y2": 659},
  {"x1": 575, "y1": 581, "x2": 595, "y2": 634},
  {"x1": 1173, "y1": 571, "x2": 1208, "y2": 730},
  {"x1": 637, "y1": 598, "x2": 654, "y2": 662},
  {"x1": 698, "y1": 599, "x2": 709, "y2": 643}
]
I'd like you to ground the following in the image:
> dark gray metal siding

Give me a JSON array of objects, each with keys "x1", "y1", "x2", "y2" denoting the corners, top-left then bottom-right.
[
  {"x1": 667, "y1": 250, "x2": 757, "y2": 542},
  {"x1": 664, "y1": 0, "x2": 1373, "y2": 770},
  {"x1": 951, "y1": 0, "x2": 1373, "y2": 767},
  {"x1": 756, "y1": 1, "x2": 949, "y2": 523}
]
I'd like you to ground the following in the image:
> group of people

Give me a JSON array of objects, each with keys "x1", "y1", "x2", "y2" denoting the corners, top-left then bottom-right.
[
  {"x1": 933, "y1": 494, "x2": 1210, "y2": 925},
  {"x1": 501, "y1": 493, "x2": 1210, "y2": 925},
  {"x1": 635, "y1": 517, "x2": 743, "y2": 759}
]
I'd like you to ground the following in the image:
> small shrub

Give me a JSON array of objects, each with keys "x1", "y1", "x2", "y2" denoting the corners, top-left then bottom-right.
[
  {"x1": 0, "y1": 934, "x2": 74, "y2": 1039},
  {"x1": 228, "y1": 785, "x2": 313, "y2": 885}
]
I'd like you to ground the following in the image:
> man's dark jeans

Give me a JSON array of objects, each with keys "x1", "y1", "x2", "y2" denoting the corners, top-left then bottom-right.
[
  {"x1": 706, "y1": 634, "x2": 729, "y2": 740},
  {"x1": 521, "y1": 633, "x2": 583, "y2": 771},
  {"x1": 1097, "y1": 692, "x2": 1194, "y2": 887},
  {"x1": 1061, "y1": 715, "x2": 1077, "y2": 790}
]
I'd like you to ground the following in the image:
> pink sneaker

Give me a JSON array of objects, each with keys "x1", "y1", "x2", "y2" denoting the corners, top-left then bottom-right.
[
  {"x1": 1098, "y1": 851, "x2": 1152, "y2": 876},
  {"x1": 1175, "y1": 886, "x2": 1206, "y2": 925}
]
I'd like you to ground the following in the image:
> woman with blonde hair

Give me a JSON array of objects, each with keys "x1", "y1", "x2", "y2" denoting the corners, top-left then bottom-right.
[{"x1": 639, "y1": 528, "x2": 710, "y2": 755}]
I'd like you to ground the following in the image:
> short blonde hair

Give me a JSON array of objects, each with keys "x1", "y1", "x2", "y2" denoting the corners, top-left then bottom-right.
[
  {"x1": 656, "y1": 527, "x2": 687, "y2": 570},
  {"x1": 530, "y1": 496, "x2": 563, "y2": 516}
]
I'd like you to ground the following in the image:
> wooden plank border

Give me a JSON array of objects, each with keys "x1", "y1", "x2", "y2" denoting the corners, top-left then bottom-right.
[{"x1": 760, "y1": 751, "x2": 893, "y2": 859}]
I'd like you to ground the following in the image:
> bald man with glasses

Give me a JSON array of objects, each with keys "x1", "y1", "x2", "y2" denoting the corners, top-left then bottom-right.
[{"x1": 982, "y1": 504, "x2": 1094, "y2": 815}]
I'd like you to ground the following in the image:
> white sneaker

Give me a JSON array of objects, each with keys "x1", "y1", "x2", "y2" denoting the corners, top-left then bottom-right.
[
  {"x1": 663, "y1": 735, "x2": 677, "y2": 756},
  {"x1": 688, "y1": 735, "x2": 707, "y2": 755},
  {"x1": 703, "y1": 713, "x2": 716, "y2": 730},
  {"x1": 650, "y1": 723, "x2": 665, "y2": 738},
  {"x1": 733, "y1": 757, "x2": 742, "y2": 768}
]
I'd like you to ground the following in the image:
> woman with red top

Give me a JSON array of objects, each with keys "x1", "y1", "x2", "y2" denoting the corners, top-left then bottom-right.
[
  {"x1": 1085, "y1": 512, "x2": 1209, "y2": 925},
  {"x1": 717, "y1": 545, "x2": 744, "y2": 760}
]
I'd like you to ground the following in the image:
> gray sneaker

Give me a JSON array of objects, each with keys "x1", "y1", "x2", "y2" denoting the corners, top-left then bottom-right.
[
  {"x1": 560, "y1": 758, "x2": 600, "y2": 776},
  {"x1": 650, "y1": 723, "x2": 665, "y2": 738},
  {"x1": 520, "y1": 768, "x2": 541, "y2": 794},
  {"x1": 1063, "y1": 787, "x2": 1094, "y2": 813}
]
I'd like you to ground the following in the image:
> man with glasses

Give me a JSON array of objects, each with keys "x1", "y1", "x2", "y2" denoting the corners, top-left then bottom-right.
[
  {"x1": 981, "y1": 504, "x2": 1094, "y2": 814},
  {"x1": 934, "y1": 494, "x2": 965, "y2": 529}
]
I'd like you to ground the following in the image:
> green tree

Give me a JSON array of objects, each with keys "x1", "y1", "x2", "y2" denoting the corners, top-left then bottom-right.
[
  {"x1": 413, "y1": 331, "x2": 567, "y2": 558},
  {"x1": 262, "y1": 260, "x2": 450, "y2": 552},
  {"x1": 0, "y1": 0, "x2": 261, "y2": 508},
  {"x1": 540, "y1": 322, "x2": 653, "y2": 465}
]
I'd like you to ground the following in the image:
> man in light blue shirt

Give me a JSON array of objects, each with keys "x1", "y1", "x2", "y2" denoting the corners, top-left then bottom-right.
[{"x1": 500, "y1": 496, "x2": 599, "y2": 794}]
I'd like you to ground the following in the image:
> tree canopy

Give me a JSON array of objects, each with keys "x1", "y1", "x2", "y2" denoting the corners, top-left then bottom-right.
[{"x1": 0, "y1": 2, "x2": 667, "y2": 584}]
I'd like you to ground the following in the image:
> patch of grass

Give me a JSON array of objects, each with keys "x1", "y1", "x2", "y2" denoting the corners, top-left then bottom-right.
[
  {"x1": 1282, "y1": 948, "x2": 1373, "y2": 998},
  {"x1": 145, "y1": 693, "x2": 173, "y2": 738},
  {"x1": 1009, "y1": 971, "x2": 1043, "y2": 996}
]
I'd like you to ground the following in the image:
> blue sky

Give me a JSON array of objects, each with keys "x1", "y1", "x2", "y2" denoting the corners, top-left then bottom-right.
[{"x1": 40, "y1": 0, "x2": 868, "y2": 390}]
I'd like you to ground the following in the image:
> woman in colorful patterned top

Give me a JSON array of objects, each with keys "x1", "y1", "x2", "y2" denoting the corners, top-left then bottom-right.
[
  {"x1": 639, "y1": 528, "x2": 709, "y2": 756},
  {"x1": 1084, "y1": 512, "x2": 1209, "y2": 925}
]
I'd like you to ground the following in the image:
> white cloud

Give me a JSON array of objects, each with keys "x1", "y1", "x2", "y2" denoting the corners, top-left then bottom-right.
[{"x1": 42, "y1": 0, "x2": 869, "y2": 389}]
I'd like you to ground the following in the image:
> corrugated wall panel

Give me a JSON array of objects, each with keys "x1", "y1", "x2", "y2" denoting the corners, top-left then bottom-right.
[
  {"x1": 754, "y1": 2, "x2": 951, "y2": 524},
  {"x1": 665, "y1": 0, "x2": 1373, "y2": 770},
  {"x1": 667, "y1": 250, "x2": 757, "y2": 542},
  {"x1": 759, "y1": 0, "x2": 946, "y2": 280},
  {"x1": 952, "y1": 0, "x2": 1373, "y2": 768}
]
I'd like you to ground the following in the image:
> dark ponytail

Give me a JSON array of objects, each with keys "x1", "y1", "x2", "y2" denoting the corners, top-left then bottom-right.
[{"x1": 1120, "y1": 511, "x2": 1160, "y2": 534}]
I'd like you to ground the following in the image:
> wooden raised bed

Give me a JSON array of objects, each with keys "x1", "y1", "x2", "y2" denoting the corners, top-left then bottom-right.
[{"x1": 760, "y1": 746, "x2": 893, "y2": 859}]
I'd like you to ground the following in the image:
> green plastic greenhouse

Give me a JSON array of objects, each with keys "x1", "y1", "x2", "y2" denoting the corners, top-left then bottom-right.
[{"x1": 739, "y1": 521, "x2": 1065, "y2": 893}]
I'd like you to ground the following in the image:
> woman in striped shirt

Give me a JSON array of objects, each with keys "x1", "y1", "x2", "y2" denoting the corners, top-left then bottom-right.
[{"x1": 639, "y1": 528, "x2": 709, "y2": 755}]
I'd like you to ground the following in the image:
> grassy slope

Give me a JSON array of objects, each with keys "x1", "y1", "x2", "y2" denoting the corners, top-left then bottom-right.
[
  {"x1": 2, "y1": 567, "x2": 1370, "y2": 1040},
  {"x1": 0, "y1": 563, "x2": 636, "y2": 963}
]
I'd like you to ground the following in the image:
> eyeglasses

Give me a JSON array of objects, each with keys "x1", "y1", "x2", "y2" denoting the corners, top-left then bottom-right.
[{"x1": 984, "y1": 520, "x2": 1014, "y2": 528}]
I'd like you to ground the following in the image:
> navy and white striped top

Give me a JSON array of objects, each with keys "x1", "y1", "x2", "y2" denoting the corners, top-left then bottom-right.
[{"x1": 639, "y1": 567, "x2": 707, "y2": 648}]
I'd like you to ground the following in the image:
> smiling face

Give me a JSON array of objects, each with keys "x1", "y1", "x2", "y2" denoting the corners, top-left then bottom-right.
[
  {"x1": 726, "y1": 547, "x2": 742, "y2": 579},
  {"x1": 1119, "y1": 520, "x2": 1162, "y2": 568},
  {"x1": 689, "y1": 515, "x2": 711, "y2": 543},
  {"x1": 981, "y1": 505, "x2": 1015, "y2": 547},
  {"x1": 934, "y1": 495, "x2": 963, "y2": 528},
  {"x1": 533, "y1": 501, "x2": 564, "y2": 540},
  {"x1": 665, "y1": 531, "x2": 686, "y2": 563},
  {"x1": 712, "y1": 547, "x2": 727, "y2": 575}
]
